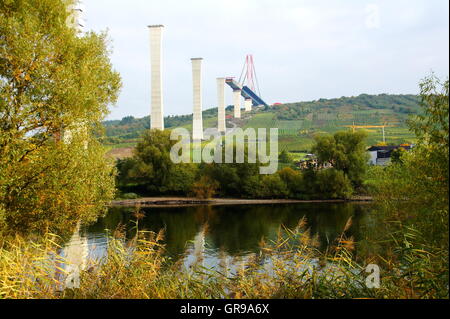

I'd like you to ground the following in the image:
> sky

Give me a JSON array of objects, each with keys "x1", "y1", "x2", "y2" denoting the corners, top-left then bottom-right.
[{"x1": 80, "y1": 0, "x2": 449, "y2": 120}]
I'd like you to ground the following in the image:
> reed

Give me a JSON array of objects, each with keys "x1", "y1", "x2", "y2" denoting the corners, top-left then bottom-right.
[{"x1": 2, "y1": 215, "x2": 446, "y2": 299}]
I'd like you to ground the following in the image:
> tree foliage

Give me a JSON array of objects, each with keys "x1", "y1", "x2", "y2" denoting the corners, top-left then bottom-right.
[
  {"x1": 312, "y1": 131, "x2": 368, "y2": 187},
  {"x1": 116, "y1": 132, "x2": 356, "y2": 200},
  {"x1": 314, "y1": 168, "x2": 353, "y2": 199},
  {"x1": 408, "y1": 74, "x2": 449, "y2": 150},
  {"x1": 275, "y1": 94, "x2": 420, "y2": 121},
  {"x1": 369, "y1": 74, "x2": 449, "y2": 297},
  {"x1": 0, "y1": 0, "x2": 121, "y2": 234},
  {"x1": 120, "y1": 129, "x2": 198, "y2": 194},
  {"x1": 191, "y1": 176, "x2": 218, "y2": 199},
  {"x1": 102, "y1": 94, "x2": 421, "y2": 147},
  {"x1": 278, "y1": 149, "x2": 292, "y2": 163},
  {"x1": 371, "y1": 74, "x2": 448, "y2": 221}
]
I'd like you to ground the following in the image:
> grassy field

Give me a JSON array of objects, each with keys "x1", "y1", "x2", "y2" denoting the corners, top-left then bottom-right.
[
  {"x1": 243, "y1": 108, "x2": 416, "y2": 152},
  {"x1": 103, "y1": 142, "x2": 137, "y2": 151},
  {"x1": 102, "y1": 94, "x2": 419, "y2": 153}
]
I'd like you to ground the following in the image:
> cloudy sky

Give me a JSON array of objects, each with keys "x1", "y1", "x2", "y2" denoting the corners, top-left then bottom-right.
[{"x1": 81, "y1": 0, "x2": 449, "y2": 120}]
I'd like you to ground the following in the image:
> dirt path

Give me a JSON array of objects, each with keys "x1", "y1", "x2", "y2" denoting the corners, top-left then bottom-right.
[{"x1": 111, "y1": 196, "x2": 373, "y2": 207}]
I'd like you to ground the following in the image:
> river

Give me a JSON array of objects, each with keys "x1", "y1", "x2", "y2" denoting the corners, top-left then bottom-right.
[{"x1": 61, "y1": 202, "x2": 375, "y2": 281}]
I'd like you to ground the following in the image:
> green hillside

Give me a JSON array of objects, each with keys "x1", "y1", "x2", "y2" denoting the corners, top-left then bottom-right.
[{"x1": 102, "y1": 94, "x2": 421, "y2": 152}]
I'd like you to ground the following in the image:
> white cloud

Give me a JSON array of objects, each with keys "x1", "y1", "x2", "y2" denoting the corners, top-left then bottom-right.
[
  {"x1": 81, "y1": 0, "x2": 449, "y2": 120},
  {"x1": 365, "y1": 4, "x2": 381, "y2": 29}
]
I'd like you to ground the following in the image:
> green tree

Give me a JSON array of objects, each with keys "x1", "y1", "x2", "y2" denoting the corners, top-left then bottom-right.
[
  {"x1": 279, "y1": 149, "x2": 292, "y2": 163},
  {"x1": 372, "y1": 75, "x2": 449, "y2": 236},
  {"x1": 312, "y1": 131, "x2": 368, "y2": 187},
  {"x1": 277, "y1": 167, "x2": 304, "y2": 198},
  {"x1": 0, "y1": 0, "x2": 121, "y2": 234},
  {"x1": 314, "y1": 168, "x2": 353, "y2": 199},
  {"x1": 260, "y1": 174, "x2": 289, "y2": 199},
  {"x1": 369, "y1": 74, "x2": 449, "y2": 297},
  {"x1": 191, "y1": 176, "x2": 219, "y2": 199},
  {"x1": 116, "y1": 157, "x2": 138, "y2": 187},
  {"x1": 129, "y1": 129, "x2": 175, "y2": 190},
  {"x1": 125, "y1": 129, "x2": 197, "y2": 194},
  {"x1": 201, "y1": 163, "x2": 241, "y2": 197},
  {"x1": 390, "y1": 147, "x2": 406, "y2": 164},
  {"x1": 241, "y1": 174, "x2": 265, "y2": 198},
  {"x1": 167, "y1": 163, "x2": 199, "y2": 194},
  {"x1": 409, "y1": 74, "x2": 449, "y2": 150},
  {"x1": 200, "y1": 143, "x2": 262, "y2": 198}
]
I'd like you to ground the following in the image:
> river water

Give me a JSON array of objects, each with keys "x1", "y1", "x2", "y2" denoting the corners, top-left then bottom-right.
[{"x1": 61, "y1": 202, "x2": 375, "y2": 280}]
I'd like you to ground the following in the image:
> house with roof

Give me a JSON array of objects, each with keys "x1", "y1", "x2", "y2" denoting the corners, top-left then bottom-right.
[
  {"x1": 296, "y1": 154, "x2": 333, "y2": 170},
  {"x1": 367, "y1": 144, "x2": 413, "y2": 166}
]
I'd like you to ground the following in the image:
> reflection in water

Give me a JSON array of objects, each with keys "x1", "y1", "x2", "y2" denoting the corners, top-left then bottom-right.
[
  {"x1": 218, "y1": 248, "x2": 230, "y2": 277},
  {"x1": 192, "y1": 224, "x2": 207, "y2": 268},
  {"x1": 61, "y1": 223, "x2": 88, "y2": 288},
  {"x1": 62, "y1": 203, "x2": 373, "y2": 276}
]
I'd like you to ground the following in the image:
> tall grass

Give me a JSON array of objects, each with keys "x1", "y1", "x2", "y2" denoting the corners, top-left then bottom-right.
[
  {"x1": 0, "y1": 233, "x2": 65, "y2": 299},
  {"x1": 2, "y1": 215, "x2": 446, "y2": 299}
]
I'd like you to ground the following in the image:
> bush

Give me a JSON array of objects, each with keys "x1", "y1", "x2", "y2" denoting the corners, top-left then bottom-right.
[
  {"x1": 279, "y1": 150, "x2": 292, "y2": 163},
  {"x1": 260, "y1": 174, "x2": 290, "y2": 199},
  {"x1": 190, "y1": 176, "x2": 219, "y2": 199},
  {"x1": 0, "y1": 0, "x2": 120, "y2": 235},
  {"x1": 312, "y1": 131, "x2": 368, "y2": 187},
  {"x1": 117, "y1": 130, "x2": 198, "y2": 195},
  {"x1": 315, "y1": 168, "x2": 353, "y2": 199},
  {"x1": 277, "y1": 167, "x2": 304, "y2": 198},
  {"x1": 121, "y1": 193, "x2": 139, "y2": 199}
]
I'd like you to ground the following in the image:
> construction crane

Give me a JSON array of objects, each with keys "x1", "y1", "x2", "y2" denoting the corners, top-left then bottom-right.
[
  {"x1": 342, "y1": 122, "x2": 397, "y2": 143},
  {"x1": 225, "y1": 55, "x2": 268, "y2": 107}
]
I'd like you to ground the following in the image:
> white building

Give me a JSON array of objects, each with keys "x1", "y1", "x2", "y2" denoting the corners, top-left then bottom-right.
[{"x1": 367, "y1": 145, "x2": 413, "y2": 166}]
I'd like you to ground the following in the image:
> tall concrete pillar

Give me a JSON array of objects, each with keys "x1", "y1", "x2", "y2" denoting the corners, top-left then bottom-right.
[
  {"x1": 148, "y1": 25, "x2": 164, "y2": 130},
  {"x1": 66, "y1": 0, "x2": 84, "y2": 33},
  {"x1": 233, "y1": 90, "x2": 241, "y2": 119},
  {"x1": 63, "y1": 1, "x2": 87, "y2": 149},
  {"x1": 191, "y1": 58, "x2": 203, "y2": 140},
  {"x1": 244, "y1": 98, "x2": 252, "y2": 112},
  {"x1": 217, "y1": 77, "x2": 226, "y2": 133}
]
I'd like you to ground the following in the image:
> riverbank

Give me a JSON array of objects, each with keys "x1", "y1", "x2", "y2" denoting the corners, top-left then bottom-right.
[{"x1": 111, "y1": 196, "x2": 373, "y2": 207}]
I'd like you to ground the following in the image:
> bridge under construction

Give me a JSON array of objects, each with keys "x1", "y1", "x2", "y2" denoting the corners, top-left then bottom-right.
[
  {"x1": 147, "y1": 25, "x2": 269, "y2": 138},
  {"x1": 225, "y1": 54, "x2": 268, "y2": 108}
]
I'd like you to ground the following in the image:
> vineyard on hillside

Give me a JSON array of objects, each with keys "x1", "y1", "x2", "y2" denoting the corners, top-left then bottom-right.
[{"x1": 102, "y1": 94, "x2": 420, "y2": 153}]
